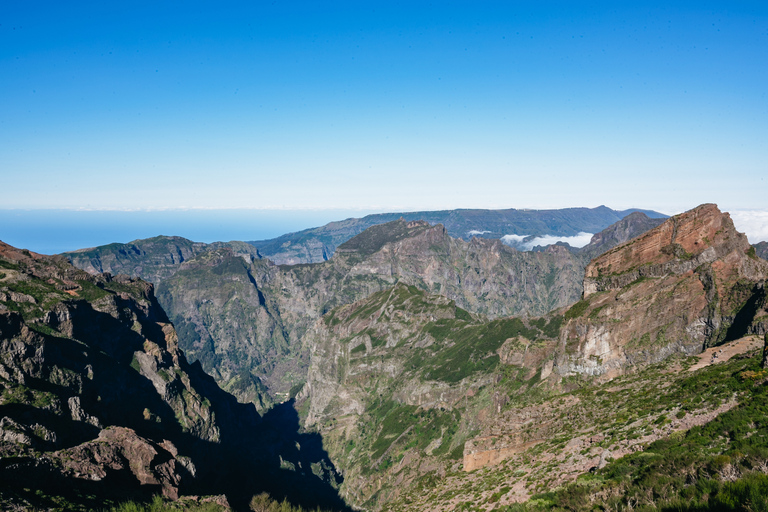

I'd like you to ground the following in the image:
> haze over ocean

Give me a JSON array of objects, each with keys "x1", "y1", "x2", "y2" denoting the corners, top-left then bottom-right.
[{"x1": 0, "y1": 209, "x2": 384, "y2": 255}]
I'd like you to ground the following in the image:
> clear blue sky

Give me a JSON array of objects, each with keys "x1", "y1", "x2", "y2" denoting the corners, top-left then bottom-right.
[{"x1": 1, "y1": 2, "x2": 766, "y2": 217}]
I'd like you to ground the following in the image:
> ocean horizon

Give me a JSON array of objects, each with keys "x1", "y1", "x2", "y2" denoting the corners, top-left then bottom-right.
[{"x1": 0, "y1": 208, "x2": 382, "y2": 255}]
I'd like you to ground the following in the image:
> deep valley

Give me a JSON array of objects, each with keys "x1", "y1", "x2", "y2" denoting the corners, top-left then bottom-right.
[{"x1": 3, "y1": 204, "x2": 768, "y2": 511}]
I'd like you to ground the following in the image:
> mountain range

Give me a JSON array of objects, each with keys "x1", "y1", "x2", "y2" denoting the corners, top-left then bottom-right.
[
  {"x1": 3, "y1": 203, "x2": 768, "y2": 511},
  {"x1": 247, "y1": 206, "x2": 668, "y2": 265},
  {"x1": 64, "y1": 209, "x2": 666, "y2": 408}
]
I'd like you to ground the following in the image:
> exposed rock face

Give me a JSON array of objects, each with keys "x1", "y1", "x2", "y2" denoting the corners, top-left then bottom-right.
[
  {"x1": 54, "y1": 427, "x2": 186, "y2": 499},
  {"x1": 62, "y1": 236, "x2": 260, "y2": 284},
  {"x1": 297, "y1": 282, "x2": 564, "y2": 508},
  {"x1": 1, "y1": 240, "x2": 353, "y2": 512},
  {"x1": 755, "y1": 241, "x2": 768, "y2": 261},
  {"x1": 291, "y1": 205, "x2": 768, "y2": 508},
  {"x1": 157, "y1": 220, "x2": 587, "y2": 399},
  {"x1": 0, "y1": 241, "x2": 251, "y2": 506},
  {"x1": 578, "y1": 212, "x2": 665, "y2": 262},
  {"x1": 559, "y1": 204, "x2": 768, "y2": 379},
  {"x1": 64, "y1": 212, "x2": 664, "y2": 410}
]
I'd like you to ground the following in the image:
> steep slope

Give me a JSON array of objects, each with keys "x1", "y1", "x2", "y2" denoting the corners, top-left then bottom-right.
[
  {"x1": 0, "y1": 242, "x2": 349, "y2": 511},
  {"x1": 294, "y1": 204, "x2": 768, "y2": 510},
  {"x1": 155, "y1": 247, "x2": 287, "y2": 409},
  {"x1": 755, "y1": 241, "x2": 768, "y2": 261},
  {"x1": 157, "y1": 220, "x2": 586, "y2": 401},
  {"x1": 560, "y1": 203, "x2": 768, "y2": 380},
  {"x1": 297, "y1": 283, "x2": 562, "y2": 508},
  {"x1": 64, "y1": 213, "x2": 664, "y2": 410},
  {"x1": 249, "y1": 206, "x2": 666, "y2": 265},
  {"x1": 61, "y1": 236, "x2": 260, "y2": 284},
  {"x1": 577, "y1": 211, "x2": 666, "y2": 262}
]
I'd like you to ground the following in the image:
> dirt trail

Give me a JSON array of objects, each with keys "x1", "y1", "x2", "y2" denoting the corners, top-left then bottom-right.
[{"x1": 688, "y1": 335, "x2": 763, "y2": 373}]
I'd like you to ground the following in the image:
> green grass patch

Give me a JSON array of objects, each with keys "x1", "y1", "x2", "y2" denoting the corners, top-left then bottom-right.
[{"x1": 564, "y1": 299, "x2": 590, "y2": 320}]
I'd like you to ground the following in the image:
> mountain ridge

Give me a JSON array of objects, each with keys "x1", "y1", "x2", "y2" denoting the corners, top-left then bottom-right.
[{"x1": 248, "y1": 206, "x2": 668, "y2": 265}]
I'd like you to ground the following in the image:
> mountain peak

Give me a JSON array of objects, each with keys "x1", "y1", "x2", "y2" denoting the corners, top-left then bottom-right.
[
  {"x1": 584, "y1": 203, "x2": 752, "y2": 296},
  {"x1": 335, "y1": 218, "x2": 435, "y2": 256}
]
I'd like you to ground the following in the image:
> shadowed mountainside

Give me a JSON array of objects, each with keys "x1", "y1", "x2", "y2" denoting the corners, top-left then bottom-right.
[{"x1": 0, "y1": 242, "x2": 351, "y2": 511}]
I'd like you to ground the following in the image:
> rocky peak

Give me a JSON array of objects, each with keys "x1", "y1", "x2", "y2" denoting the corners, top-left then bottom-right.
[
  {"x1": 556, "y1": 204, "x2": 768, "y2": 380},
  {"x1": 584, "y1": 204, "x2": 753, "y2": 297},
  {"x1": 335, "y1": 219, "x2": 435, "y2": 256},
  {"x1": 578, "y1": 212, "x2": 666, "y2": 262}
]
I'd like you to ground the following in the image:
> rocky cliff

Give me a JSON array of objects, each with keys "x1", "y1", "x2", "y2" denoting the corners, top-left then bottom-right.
[
  {"x1": 62, "y1": 236, "x2": 261, "y2": 284},
  {"x1": 156, "y1": 219, "x2": 589, "y2": 402},
  {"x1": 0, "y1": 242, "x2": 349, "y2": 511},
  {"x1": 561, "y1": 204, "x2": 768, "y2": 379},
  {"x1": 296, "y1": 282, "x2": 562, "y2": 507},
  {"x1": 755, "y1": 241, "x2": 768, "y2": 261},
  {"x1": 293, "y1": 204, "x2": 768, "y2": 510},
  {"x1": 69, "y1": 214, "x2": 660, "y2": 409}
]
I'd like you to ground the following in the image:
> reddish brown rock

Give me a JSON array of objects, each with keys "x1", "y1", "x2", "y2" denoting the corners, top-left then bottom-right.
[{"x1": 559, "y1": 204, "x2": 768, "y2": 379}]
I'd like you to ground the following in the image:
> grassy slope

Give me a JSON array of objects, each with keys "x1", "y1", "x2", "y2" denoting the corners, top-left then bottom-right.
[{"x1": 391, "y1": 348, "x2": 768, "y2": 511}]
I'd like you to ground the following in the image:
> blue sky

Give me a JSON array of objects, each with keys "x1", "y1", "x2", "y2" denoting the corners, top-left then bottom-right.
[{"x1": 1, "y1": 2, "x2": 767, "y2": 249}]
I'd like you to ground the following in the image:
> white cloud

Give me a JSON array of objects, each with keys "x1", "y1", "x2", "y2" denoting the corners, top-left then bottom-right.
[
  {"x1": 501, "y1": 232, "x2": 594, "y2": 250},
  {"x1": 467, "y1": 230, "x2": 491, "y2": 236},
  {"x1": 730, "y1": 210, "x2": 768, "y2": 244},
  {"x1": 501, "y1": 234, "x2": 527, "y2": 244}
]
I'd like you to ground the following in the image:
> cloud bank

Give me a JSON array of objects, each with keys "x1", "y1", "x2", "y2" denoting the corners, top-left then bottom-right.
[
  {"x1": 730, "y1": 210, "x2": 768, "y2": 244},
  {"x1": 467, "y1": 230, "x2": 491, "y2": 236},
  {"x1": 500, "y1": 234, "x2": 527, "y2": 244},
  {"x1": 502, "y1": 232, "x2": 594, "y2": 251}
]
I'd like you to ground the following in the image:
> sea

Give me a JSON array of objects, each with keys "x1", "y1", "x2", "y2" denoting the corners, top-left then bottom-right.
[{"x1": 0, "y1": 209, "x2": 380, "y2": 255}]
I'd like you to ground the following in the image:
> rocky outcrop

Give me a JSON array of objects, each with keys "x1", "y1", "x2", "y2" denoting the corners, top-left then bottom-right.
[
  {"x1": 583, "y1": 204, "x2": 749, "y2": 295},
  {"x1": 53, "y1": 427, "x2": 187, "y2": 499},
  {"x1": 578, "y1": 212, "x2": 666, "y2": 262},
  {"x1": 0, "y1": 242, "x2": 227, "y2": 505},
  {"x1": 557, "y1": 204, "x2": 768, "y2": 379}
]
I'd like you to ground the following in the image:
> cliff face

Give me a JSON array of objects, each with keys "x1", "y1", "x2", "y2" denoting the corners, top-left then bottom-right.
[
  {"x1": 0, "y1": 241, "x2": 355, "y2": 511},
  {"x1": 293, "y1": 205, "x2": 768, "y2": 510},
  {"x1": 157, "y1": 220, "x2": 588, "y2": 400},
  {"x1": 64, "y1": 214, "x2": 664, "y2": 409},
  {"x1": 296, "y1": 282, "x2": 562, "y2": 508},
  {"x1": 0, "y1": 241, "x2": 235, "y2": 506},
  {"x1": 559, "y1": 204, "x2": 768, "y2": 379},
  {"x1": 755, "y1": 241, "x2": 768, "y2": 261},
  {"x1": 62, "y1": 236, "x2": 261, "y2": 285}
]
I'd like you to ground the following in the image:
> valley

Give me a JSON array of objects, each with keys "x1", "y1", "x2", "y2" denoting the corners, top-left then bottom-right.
[{"x1": 3, "y1": 203, "x2": 768, "y2": 511}]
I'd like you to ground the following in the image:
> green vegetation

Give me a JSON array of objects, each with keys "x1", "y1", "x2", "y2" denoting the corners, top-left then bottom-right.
[
  {"x1": 0, "y1": 258, "x2": 19, "y2": 270},
  {"x1": 1, "y1": 383, "x2": 56, "y2": 408},
  {"x1": 524, "y1": 357, "x2": 768, "y2": 511},
  {"x1": 390, "y1": 349, "x2": 768, "y2": 511},
  {"x1": 564, "y1": 299, "x2": 590, "y2": 320},
  {"x1": 361, "y1": 398, "x2": 464, "y2": 468},
  {"x1": 106, "y1": 494, "x2": 337, "y2": 512},
  {"x1": 108, "y1": 496, "x2": 225, "y2": 511},
  {"x1": 75, "y1": 279, "x2": 111, "y2": 302},
  {"x1": 415, "y1": 317, "x2": 538, "y2": 383}
]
